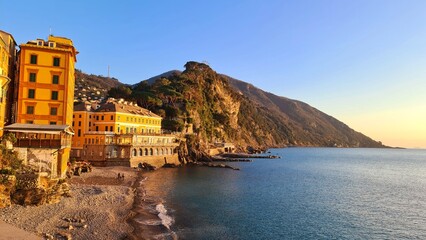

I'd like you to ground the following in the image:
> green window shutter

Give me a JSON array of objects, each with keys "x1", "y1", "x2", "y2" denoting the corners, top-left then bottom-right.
[
  {"x1": 53, "y1": 57, "x2": 60, "y2": 66},
  {"x1": 28, "y1": 89, "x2": 35, "y2": 98},
  {"x1": 30, "y1": 55, "x2": 37, "y2": 64},
  {"x1": 29, "y1": 73, "x2": 36, "y2": 82},
  {"x1": 51, "y1": 91, "x2": 58, "y2": 100},
  {"x1": 52, "y1": 75, "x2": 59, "y2": 84}
]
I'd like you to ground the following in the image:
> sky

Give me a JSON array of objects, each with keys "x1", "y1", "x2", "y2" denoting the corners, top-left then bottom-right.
[{"x1": 1, "y1": 0, "x2": 426, "y2": 148}]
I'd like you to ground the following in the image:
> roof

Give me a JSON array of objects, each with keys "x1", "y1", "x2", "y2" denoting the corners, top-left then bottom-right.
[
  {"x1": 97, "y1": 102, "x2": 161, "y2": 118},
  {"x1": 4, "y1": 123, "x2": 74, "y2": 135},
  {"x1": 75, "y1": 101, "x2": 162, "y2": 118},
  {"x1": 0, "y1": 30, "x2": 17, "y2": 46},
  {"x1": 73, "y1": 102, "x2": 89, "y2": 111}
]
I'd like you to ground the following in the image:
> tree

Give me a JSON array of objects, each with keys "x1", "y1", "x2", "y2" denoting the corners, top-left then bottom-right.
[{"x1": 107, "y1": 86, "x2": 132, "y2": 99}]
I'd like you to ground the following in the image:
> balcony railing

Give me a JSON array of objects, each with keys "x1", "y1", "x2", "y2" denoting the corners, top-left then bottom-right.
[{"x1": 15, "y1": 139, "x2": 63, "y2": 148}]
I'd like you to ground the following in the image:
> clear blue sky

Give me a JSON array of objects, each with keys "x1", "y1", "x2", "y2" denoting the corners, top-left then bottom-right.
[{"x1": 2, "y1": 0, "x2": 426, "y2": 148}]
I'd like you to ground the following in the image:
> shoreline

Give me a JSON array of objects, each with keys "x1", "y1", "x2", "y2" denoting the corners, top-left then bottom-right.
[
  {"x1": 0, "y1": 167, "x2": 140, "y2": 239},
  {"x1": 127, "y1": 170, "x2": 177, "y2": 240}
]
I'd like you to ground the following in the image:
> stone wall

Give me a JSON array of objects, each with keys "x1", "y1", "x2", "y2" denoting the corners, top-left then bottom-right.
[
  {"x1": 14, "y1": 147, "x2": 58, "y2": 178},
  {"x1": 129, "y1": 154, "x2": 180, "y2": 168}
]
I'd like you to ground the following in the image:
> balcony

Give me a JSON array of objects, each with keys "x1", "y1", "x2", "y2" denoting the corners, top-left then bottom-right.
[{"x1": 15, "y1": 139, "x2": 63, "y2": 148}]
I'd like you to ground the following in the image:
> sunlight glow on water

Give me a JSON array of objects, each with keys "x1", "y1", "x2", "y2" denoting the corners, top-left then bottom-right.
[{"x1": 143, "y1": 148, "x2": 426, "y2": 239}]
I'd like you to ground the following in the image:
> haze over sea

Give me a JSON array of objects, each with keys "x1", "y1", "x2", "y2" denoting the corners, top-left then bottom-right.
[{"x1": 143, "y1": 148, "x2": 426, "y2": 239}]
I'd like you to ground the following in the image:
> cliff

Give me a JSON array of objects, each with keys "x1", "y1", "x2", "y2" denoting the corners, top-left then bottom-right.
[{"x1": 105, "y1": 61, "x2": 385, "y2": 149}]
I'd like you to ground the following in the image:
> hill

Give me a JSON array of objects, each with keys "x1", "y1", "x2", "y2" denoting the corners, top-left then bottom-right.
[
  {"x1": 74, "y1": 69, "x2": 123, "y2": 102},
  {"x1": 106, "y1": 61, "x2": 385, "y2": 149}
]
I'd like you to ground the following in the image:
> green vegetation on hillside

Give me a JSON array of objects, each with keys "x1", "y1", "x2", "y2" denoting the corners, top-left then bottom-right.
[{"x1": 102, "y1": 61, "x2": 385, "y2": 149}]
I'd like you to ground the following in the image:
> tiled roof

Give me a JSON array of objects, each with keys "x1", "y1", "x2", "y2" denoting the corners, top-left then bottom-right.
[
  {"x1": 73, "y1": 101, "x2": 161, "y2": 118},
  {"x1": 97, "y1": 102, "x2": 161, "y2": 118}
]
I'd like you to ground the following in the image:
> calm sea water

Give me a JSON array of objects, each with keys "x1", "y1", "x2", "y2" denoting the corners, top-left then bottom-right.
[{"x1": 142, "y1": 148, "x2": 426, "y2": 239}]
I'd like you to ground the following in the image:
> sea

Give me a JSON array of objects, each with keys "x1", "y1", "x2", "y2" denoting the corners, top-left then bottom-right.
[{"x1": 139, "y1": 148, "x2": 426, "y2": 239}]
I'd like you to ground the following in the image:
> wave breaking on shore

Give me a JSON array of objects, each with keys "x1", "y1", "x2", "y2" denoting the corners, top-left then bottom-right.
[{"x1": 129, "y1": 171, "x2": 177, "y2": 239}]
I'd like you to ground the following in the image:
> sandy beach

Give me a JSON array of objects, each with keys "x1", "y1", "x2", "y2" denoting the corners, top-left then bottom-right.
[{"x1": 0, "y1": 167, "x2": 140, "y2": 240}]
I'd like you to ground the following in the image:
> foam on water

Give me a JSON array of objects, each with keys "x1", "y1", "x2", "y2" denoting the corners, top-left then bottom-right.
[{"x1": 156, "y1": 203, "x2": 174, "y2": 230}]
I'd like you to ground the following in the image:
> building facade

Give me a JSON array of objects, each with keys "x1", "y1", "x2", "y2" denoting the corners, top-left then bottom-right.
[
  {"x1": 5, "y1": 35, "x2": 77, "y2": 178},
  {"x1": 71, "y1": 99, "x2": 180, "y2": 168},
  {"x1": 14, "y1": 35, "x2": 77, "y2": 125},
  {"x1": 0, "y1": 30, "x2": 17, "y2": 136}
]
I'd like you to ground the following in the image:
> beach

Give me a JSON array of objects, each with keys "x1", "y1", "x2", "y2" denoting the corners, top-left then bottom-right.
[{"x1": 0, "y1": 167, "x2": 139, "y2": 240}]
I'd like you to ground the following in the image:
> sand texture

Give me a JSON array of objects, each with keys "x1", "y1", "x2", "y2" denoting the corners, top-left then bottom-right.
[{"x1": 0, "y1": 167, "x2": 138, "y2": 240}]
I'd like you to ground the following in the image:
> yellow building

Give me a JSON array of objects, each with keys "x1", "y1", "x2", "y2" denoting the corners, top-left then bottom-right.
[
  {"x1": 71, "y1": 98, "x2": 180, "y2": 168},
  {"x1": 15, "y1": 35, "x2": 77, "y2": 125},
  {"x1": 5, "y1": 35, "x2": 77, "y2": 178},
  {"x1": 72, "y1": 98, "x2": 162, "y2": 150},
  {"x1": 0, "y1": 30, "x2": 17, "y2": 136}
]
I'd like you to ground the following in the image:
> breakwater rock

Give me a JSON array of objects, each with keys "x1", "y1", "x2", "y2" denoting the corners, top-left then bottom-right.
[
  {"x1": 189, "y1": 162, "x2": 240, "y2": 171},
  {"x1": 220, "y1": 153, "x2": 280, "y2": 159}
]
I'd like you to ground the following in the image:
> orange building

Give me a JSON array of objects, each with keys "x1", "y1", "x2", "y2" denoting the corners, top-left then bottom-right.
[
  {"x1": 5, "y1": 35, "x2": 77, "y2": 178},
  {"x1": 14, "y1": 35, "x2": 77, "y2": 125},
  {"x1": 0, "y1": 30, "x2": 17, "y2": 136}
]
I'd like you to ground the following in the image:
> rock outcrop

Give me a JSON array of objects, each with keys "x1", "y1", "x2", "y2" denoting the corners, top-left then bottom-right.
[
  {"x1": 0, "y1": 173, "x2": 71, "y2": 208},
  {"x1": 0, "y1": 175, "x2": 16, "y2": 208}
]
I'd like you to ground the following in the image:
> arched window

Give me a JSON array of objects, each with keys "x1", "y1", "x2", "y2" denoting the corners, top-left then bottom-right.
[
  {"x1": 145, "y1": 148, "x2": 148, "y2": 156},
  {"x1": 139, "y1": 148, "x2": 143, "y2": 156},
  {"x1": 161, "y1": 148, "x2": 164, "y2": 155},
  {"x1": 150, "y1": 148, "x2": 153, "y2": 156},
  {"x1": 154, "y1": 148, "x2": 158, "y2": 156},
  {"x1": 133, "y1": 149, "x2": 137, "y2": 157},
  {"x1": 165, "y1": 148, "x2": 169, "y2": 155}
]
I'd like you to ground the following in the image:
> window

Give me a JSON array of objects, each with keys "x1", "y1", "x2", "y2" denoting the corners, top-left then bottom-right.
[
  {"x1": 50, "y1": 107, "x2": 57, "y2": 116},
  {"x1": 52, "y1": 75, "x2": 59, "y2": 84},
  {"x1": 78, "y1": 121, "x2": 81, "y2": 127},
  {"x1": 51, "y1": 91, "x2": 58, "y2": 100},
  {"x1": 29, "y1": 73, "x2": 36, "y2": 82},
  {"x1": 78, "y1": 129, "x2": 81, "y2": 137},
  {"x1": 110, "y1": 126, "x2": 113, "y2": 131},
  {"x1": 89, "y1": 122, "x2": 91, "y2": 127},
  {"x1": 28, "y1": 89, "x2": 35, "y2": 99},
  {"x1": 96, "y1": 116, "x2": 99, "y2": 120},
  {"x1": 105, "y1": 126, "x2": 108, "y2": 131},
  {"x1": 79, "y1": 114, "x2": 81, "y2": 118},
  {"x1": 53, "y1": 57, "x2": 60, "y2": 66},
  {"x1": 30, "y1": 55, "x2": 37, "y2": 64},
  {"x1": 110, "y1": 116, "x2": 113, "y2": 120},
  {"x1": 72, "y1": 121, "x2": 74, "y2": 127},
  {"x1": 96, "y1": 126, "x2": 99, "y2": 131},
  {"x1": 26, "y1": 106, "x2": 34, "y2": 114},
  {"x1": 26, "y1": 120, "x2": 34, "y2": 124},
  {"x1": 101, "y1": 116, "x2": 104, "y2": 120},
  {"x1": 50, "y1": 122, "x2": 56, "y2": 125}
]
